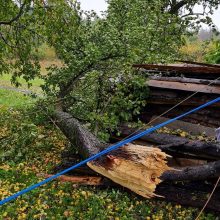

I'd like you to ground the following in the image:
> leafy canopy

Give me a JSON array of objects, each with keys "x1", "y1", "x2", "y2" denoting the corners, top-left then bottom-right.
[
  {"x1": 0, "y1": 0, "x2": 219, "y2": 139},
  {"x1": 41, "y1": 0, "x2": 185, "y2": 138}
]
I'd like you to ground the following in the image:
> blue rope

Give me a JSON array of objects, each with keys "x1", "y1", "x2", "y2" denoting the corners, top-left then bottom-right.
[{"x1": 1, "y1": 97, "x2": 220, "y2": 206}]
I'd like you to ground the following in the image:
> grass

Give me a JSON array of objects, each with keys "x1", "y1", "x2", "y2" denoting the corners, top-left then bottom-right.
[
  {"x1": 0, "y1": 59, "x2": 63, "y2": 89},
  {"x1": 0, "y1": 51, "x2": 63, "y2": 93},
  {"x1": 0, "y1": 89, "x2": 34, "y2": 108},
  {"x1": 0, "y1": 74, "x2": 44, "y2": 87},
  {"x1": 0, "y1": 73, "x2": 44, "y2": 95},
  {"x1": 0, "y1": 71, "x2": 42, "y2": 109}
]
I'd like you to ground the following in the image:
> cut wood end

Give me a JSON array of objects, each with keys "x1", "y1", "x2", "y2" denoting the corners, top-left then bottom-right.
[{"x1": 88, "y1": 144, "x2": 171, "y2": 198}]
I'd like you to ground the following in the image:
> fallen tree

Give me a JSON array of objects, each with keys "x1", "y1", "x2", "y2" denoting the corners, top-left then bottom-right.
[
  {"x1": 54, "y1": 110, "x2": 171, "y2": 198},
  {"x1": 54, "y1": 110, "x2": 220, "y2": 212}
]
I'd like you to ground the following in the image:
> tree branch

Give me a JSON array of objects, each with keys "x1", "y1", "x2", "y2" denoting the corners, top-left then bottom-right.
[
  {"x1": 0, "y1": 1, "x2": 27, "y2": 26},
  {"x1": 181, "y1": 12, "x2": 204, "y2": 18},
  {"x1": 59, "y1": 53, "x2": 122, "y2": 98},
  {"x1": 169, "y1": 0, "x2": 188, "y2": 14},
  {"x1": 53, "y1": 110, "x2": 106, "y2": 158}
]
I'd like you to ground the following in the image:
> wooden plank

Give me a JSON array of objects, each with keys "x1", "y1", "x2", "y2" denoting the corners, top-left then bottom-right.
[
  {"x1": 133, "y1": 64, "x2": 220, "y2": 75},
  {"x1": 148, "y1": 80, "x2": 220, "y2": 94},
  {"x1": 175, "y1": 60, "x2": 220, "y2": 68},
  {"x1": 148, "y1": 95, "x2": 220, "y2": 107},
  {"x1": 149, "y1": 76, "x2": 220, "y2": 85}
]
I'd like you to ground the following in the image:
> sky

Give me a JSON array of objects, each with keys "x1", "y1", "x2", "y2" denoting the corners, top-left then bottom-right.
[
  {"x1": 79, "y1": 0, "x2": 108, "y2": 14},
  {"x1": 79, "y1": 0, "x2": 220, "y2": 29},
  {"x1": 211, "y1": 8, "x2": 220, "y2": 29}
]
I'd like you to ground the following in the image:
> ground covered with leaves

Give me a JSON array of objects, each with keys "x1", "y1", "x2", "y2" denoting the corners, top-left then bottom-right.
[{"x1": 0, "y1": 104, "x2": 218, "y2": 220}]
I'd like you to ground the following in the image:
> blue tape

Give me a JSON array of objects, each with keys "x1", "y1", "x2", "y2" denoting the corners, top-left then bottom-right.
[{"x1": 1, "y1": 97, "x2": 220, "y2": 206}]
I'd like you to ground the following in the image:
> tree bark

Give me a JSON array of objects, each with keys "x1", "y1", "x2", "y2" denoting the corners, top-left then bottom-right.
[
  {"x1": 54, "y1": 110, "x2": 105, "y2": 158},
  {"x1": 162, "y1": 160, "x2": 220, "y2": 181}
]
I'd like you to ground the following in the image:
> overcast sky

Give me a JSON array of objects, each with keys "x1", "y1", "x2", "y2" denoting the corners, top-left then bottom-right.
[{"x1": 79, "y1": 0, "x2": 220, "y2": 29}]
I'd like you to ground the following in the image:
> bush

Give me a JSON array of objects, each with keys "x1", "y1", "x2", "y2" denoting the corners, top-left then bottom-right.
[
  {"x1": 0, "y1": 108, "x2": 66, "y2": 163},
  {"x1": 205, "y1": 40, "x2": 220, "y2": 64}
]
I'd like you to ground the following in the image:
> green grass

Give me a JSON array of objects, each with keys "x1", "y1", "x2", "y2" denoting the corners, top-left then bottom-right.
[
  {"x1": 0, "y1": 73, "x2": 44, "y2": 94},
  {"x1": 0, "y1": 72, "x2": 44, "y2": 109},
  {"x1": 0, "y1": 73, "x2": 44, "y2": 87},
  {"x1": 0, "y1": 89, "x2": 34, "y2": 108}
]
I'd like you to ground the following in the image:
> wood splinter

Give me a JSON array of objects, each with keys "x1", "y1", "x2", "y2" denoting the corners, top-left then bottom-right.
[
  {"x1": 88, "y1": 143, "x2": 171, "y2": 198},
  {"x1": 37, "y1": 173, "x2": 103, "y2": 185}
]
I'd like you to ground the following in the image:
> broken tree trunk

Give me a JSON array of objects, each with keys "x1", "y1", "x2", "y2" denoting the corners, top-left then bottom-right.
[
  {"x1": 54, "y1": 110, "x2": 171, "y2": 198},
  {"x1": 88, "y1": 144, "x2": 170, "y2": 198}
]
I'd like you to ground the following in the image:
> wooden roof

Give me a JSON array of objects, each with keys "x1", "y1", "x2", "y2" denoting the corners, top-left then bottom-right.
[{"x1": 133, "y1": 64, "x2": 220, "y2": 75}]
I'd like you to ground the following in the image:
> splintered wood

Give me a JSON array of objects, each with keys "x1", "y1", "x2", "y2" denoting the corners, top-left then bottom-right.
[{"x1": 87, "y1": 144, "x2": 171, "y2": 198}]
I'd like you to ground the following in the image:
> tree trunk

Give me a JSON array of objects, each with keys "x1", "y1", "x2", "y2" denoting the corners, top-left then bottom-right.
[{"x1": 54, "y1": 110, "x2": 105, "y2": 158}]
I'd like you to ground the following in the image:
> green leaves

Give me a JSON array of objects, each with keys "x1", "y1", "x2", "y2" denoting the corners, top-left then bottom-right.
[
  {"x1": 206, "y1": 40, "x2": 220, "y2": 64},
  {"x1": 1, "y1": 0, "x2": 219, "y2": 140},
  {"x1": 0, "y1": 0, "x2": 45, "y2": 84},
  {"x1": 40, "y1": 0, "x2": 189, "y2": 140}
]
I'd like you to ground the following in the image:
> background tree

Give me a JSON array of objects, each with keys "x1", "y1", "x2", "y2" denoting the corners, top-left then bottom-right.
[
  {"x1": 0, "y1": 0, "x2": 48, "y2": 86},
  {"x1": 206, "y1": 40, "x2": 220, "y2": 63}
]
